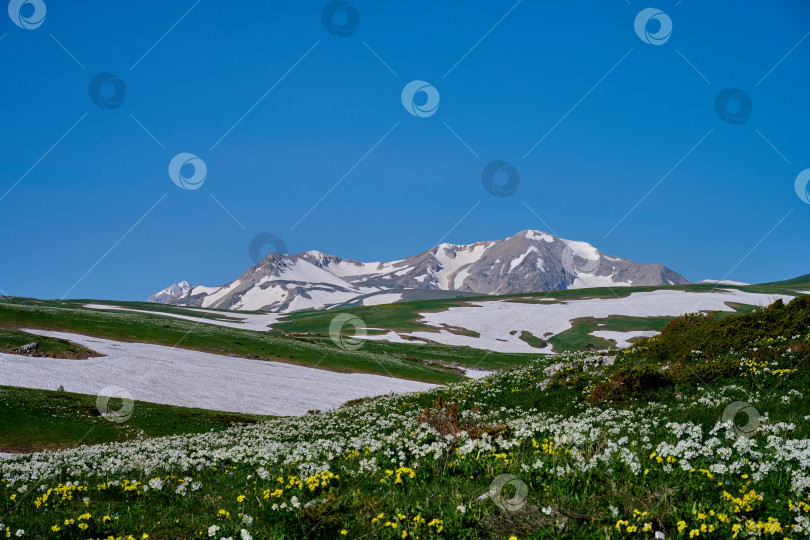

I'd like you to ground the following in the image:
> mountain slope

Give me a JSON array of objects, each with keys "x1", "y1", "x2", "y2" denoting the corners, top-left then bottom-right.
[{"x1": 150, "y1": 230, "x2": 690, "y2": 312}]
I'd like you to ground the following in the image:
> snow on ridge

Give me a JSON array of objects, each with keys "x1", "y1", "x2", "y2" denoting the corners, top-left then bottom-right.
[
  {"x1": 525, "y1": 230, "x2": 555, "y2": 243},
  {"x1": 434, "y1": 243, "x2": 490, "y2": 290},
  {"x1": 277, "y1": 259, "x2": 356, "y2": 289},
  {"x1": 509, "y1": 246, "x2": 540, "y2": 272},
  {"x1": 561, "y1": 238, "x2": 600, "y2": 261},
  {"x1": 202, "y1": 280, "x2": 242, "y2": 308},
  {"x1": 568, "y1": 274, "x2": 632, "y2": 289}
]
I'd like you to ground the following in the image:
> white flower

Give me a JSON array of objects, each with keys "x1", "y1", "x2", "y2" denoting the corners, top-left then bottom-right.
[
  {"x1": 456, "y1": 505, "x2": 466, "y2": 513},
  {"x1": 240, "y1": 530, "x2": 253, "y2": 540},
  {"x1": 148, "y1": 478, "x2": 164, "y2": 491},
  {"x1": 208, "y1": 525, "x2": 220, "y2": 537}
]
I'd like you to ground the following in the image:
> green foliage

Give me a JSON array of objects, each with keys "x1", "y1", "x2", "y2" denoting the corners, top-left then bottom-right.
[
  {"x1": 627, "y1": 295, "x2": 810, "y2": 363},
  {"x1": 587, "y1": 364, "x2": 672, "y2": 403},
  {"x1": 668, "y1": 355, "x2": 740, "y2": 386}
]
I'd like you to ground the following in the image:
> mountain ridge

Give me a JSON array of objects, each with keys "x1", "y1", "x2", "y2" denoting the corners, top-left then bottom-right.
[{"x1": 148, "y1": 230, "x2": 690, "y2": 312}]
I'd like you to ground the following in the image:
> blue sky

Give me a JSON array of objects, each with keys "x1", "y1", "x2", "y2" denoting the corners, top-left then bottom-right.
[{"x1": 1, "y1": 0, "x2": 808, "y2": 301}]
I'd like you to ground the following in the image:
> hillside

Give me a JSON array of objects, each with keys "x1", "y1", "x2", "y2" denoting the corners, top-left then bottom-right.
[
  {"x1": 1, "y1": 295, "x2": 808, "y2": 538},
  {"x1": 274, "y1": 280, "x2": 807, "y2": 353}
]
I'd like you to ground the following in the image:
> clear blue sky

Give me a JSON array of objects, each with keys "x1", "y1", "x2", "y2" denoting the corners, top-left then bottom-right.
[{"x1": 1, "y1": 1, "x2": 808, "y2": 301}]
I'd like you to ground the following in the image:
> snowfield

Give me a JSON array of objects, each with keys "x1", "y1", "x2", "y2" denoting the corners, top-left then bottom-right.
[
  {"x1": 370, "y1": 288, "x2": 797, "y2": 353},
  {"x1": 0, "y1": 330, "x2": 434, "y2": 416},
  {"x1": 361, "y1": 293, "x2": 404, "y2": 306}
]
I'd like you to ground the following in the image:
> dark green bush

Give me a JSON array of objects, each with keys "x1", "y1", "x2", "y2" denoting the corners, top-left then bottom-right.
[
  {"x1": 628, "y1": 295, "x2": 810, "y2": 363},
  {"x1": 669, "y1": 355, "x2": 740, "y2": 386},
  {"x1": 587, "y1": 364, "x2": 672, "y2": 403}
]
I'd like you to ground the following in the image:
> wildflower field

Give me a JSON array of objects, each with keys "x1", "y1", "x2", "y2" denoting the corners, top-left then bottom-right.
[{"x1": 1, "y1": 296, "x2": 810, "y2": 538}]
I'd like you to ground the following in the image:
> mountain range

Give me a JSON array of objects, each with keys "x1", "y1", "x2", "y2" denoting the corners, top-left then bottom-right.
[{"x1": 148, "y1": 230, "x2": 690, "y2": 313}]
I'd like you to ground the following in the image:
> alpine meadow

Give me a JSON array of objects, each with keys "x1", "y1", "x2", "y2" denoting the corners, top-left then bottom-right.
[{"x1": 1, "y1": 2, "x2": 810, "y2": 539}]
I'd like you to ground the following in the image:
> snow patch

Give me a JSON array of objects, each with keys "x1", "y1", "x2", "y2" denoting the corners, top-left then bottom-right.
[
  {"x1": 1, "y1": 330, "x2": 434, "y2": 416},
  {"x1": 509, "y1": 246, "x2": 539, "y2": 272},
  {"x1": 561, "y1": 239, "x2": 600, "y2": 260},
  {"x1": 362, "y1": 293, "x2": 404, "y2": 306},
  {"x1": 569, "y1": 274, "x2": 632, "y2": 289},
  {"x1": 367, "y1": 289, "x2": 798, "y2": 353},
  {"x1": 698, "y1": 279, "x2": 750, "y2": 286},
  {"x1": 525, "y1": 230, "x2": 555, "y2": 243}
]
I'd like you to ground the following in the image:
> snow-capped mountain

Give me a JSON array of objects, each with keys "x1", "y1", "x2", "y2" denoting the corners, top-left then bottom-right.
[
  {"x1": 148, "y1": 280, "x2": 192, "y2": 304},
  {"x1": 149, "y1": 230, "x2": 689, "y2": 312}
]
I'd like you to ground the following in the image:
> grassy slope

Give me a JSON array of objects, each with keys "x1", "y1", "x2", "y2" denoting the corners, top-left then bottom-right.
[
  {"x1": 0, "y1": 385, "x2": 272, "y2": 453},
  {"x1": 0, "y1": 328, "x2": 98, "y2": 359},
  {"x1": 76, "y1": 300, "x2": 249, "y2": 321},
  {"x1": 1, "y1": 297, "x2": 808, "y2": 538},
  {"x1": 0, "y1": 299, "x2": 553, "y2": 384}
]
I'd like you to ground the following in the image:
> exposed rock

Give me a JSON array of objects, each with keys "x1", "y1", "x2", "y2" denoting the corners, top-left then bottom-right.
[{"x1": 149, "y1": 230, "x2": 690, "y2": 312}]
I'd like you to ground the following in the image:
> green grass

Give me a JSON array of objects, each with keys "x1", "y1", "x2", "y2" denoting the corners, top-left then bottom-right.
[
  {"x1": 2, "y1": 298, "x2": 809, "y2": 538},
  {"x1": 2, "y1": 281, "x2": 810, "y2": 538},
  {"x1": 0, "y1": 385, "x2": 272, "y2": 453},
  {"x1": 547, "y1": 315, "x2": 673, "y2": 353},
  {"x1": 0, "y1": 328, "x2": 97, "y2": 359},
  {"x1": 518, "y1": 330, "x2": 547, "y2": 349}
]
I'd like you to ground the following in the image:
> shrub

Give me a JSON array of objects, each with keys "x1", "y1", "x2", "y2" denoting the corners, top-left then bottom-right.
[
  {"x1": 417, "y1": 397, "x2": 510, "y2": 440},
  {"x1": 626, "y1": 295, "x2": 810, "y2": 363},
  {"x1": 669, "y1": 355, "x2": 739, "y2": 386},
  {"x1": 587, "y1": 365, "x2": 672, "y2": 403}
]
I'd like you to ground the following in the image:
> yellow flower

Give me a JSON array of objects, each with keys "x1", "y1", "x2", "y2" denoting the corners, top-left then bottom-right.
[
  {"x1": 237, "y1": 495, "x2": 246, "y2": 503},
  {"x1": 51, "y1": 526, "x2": 60, "y2": 532},
  {"x1": 340, "y1": 531, "x2": 348, "y2": 536}
]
